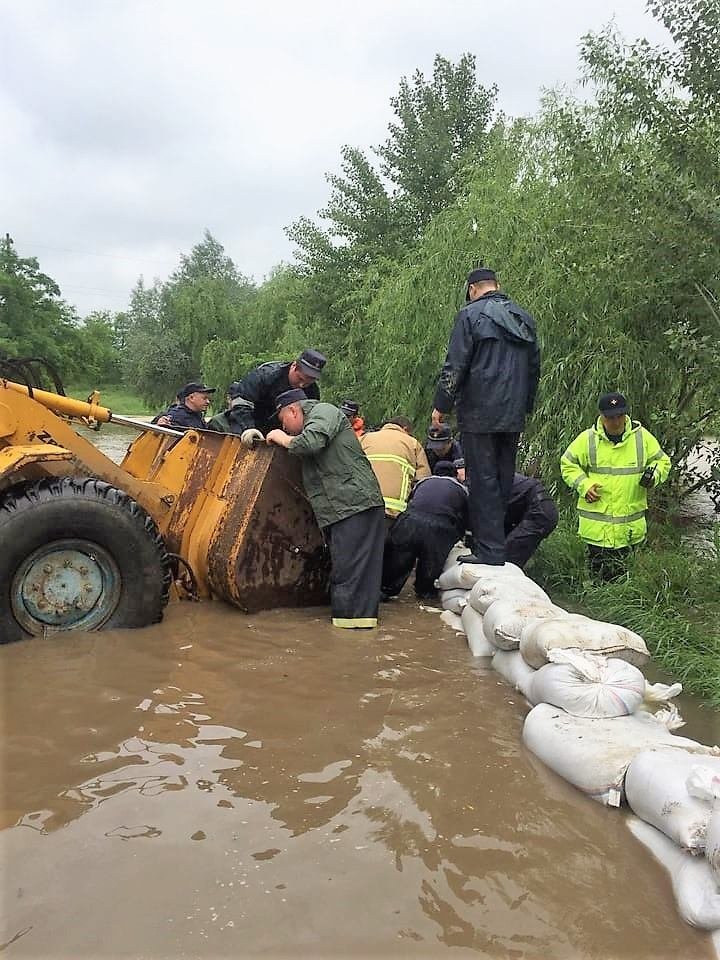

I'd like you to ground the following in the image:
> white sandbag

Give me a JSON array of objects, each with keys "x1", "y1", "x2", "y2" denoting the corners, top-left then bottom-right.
[
  {"x1": 624, "y1": 749, "x2": 720, "y2": 851},
  {"x1": 706, "y1": 809, "x2": 720, "y2": 887},
  {"x1": 440, "y1": 588, "x2": 468, "y2": 615},
  {"x1": 439, "y1": 610, "x2": 465, "y2": 633},
  {"x1": 527, "y1": 650, "x2": 646, "y2": 718},
  {"x1": 442, "y1": 543, "x2": 466, "y2": 571},
  {"x1": 628, "y1": 817, "x2": 720, "y2": 931},
  {"x1": 460, "y1": 604, "x2": 495, "y2": 657},
  {"x1": 436, "y1": 560, "x2": 526, "y2": 591},
  {"x1": 468, "y1": 576, "x2": 550, "y2": 615},
  {"x1": 492, "y1": 649, "x2": 536, "y2": 699},
  {"x1": 482, "y1": 598, "x2": 568, "y2": 651},
  {"x1": 519, "y1": 616, "x2": 650, "y2": 669},
  {"x1": 522, "y1": 702, "x2": 717, "y2": 806}
]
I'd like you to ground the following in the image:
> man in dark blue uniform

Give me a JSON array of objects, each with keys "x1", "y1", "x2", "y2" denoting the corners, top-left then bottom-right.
[
  {"x1": 504, "y1": 473, "x2": 558, "y2": 568},
  {"x1": 432, "y1": 267, "x2": 540, "y2": 566},
  {"x1": 381, "y1": 461, "x2": 468, "y2": 600},
  {"x1": 217, "y1": 349, "x2": 326, "y2": 447},
  {"x1": 424, "y1": 425, "x2": 465, "y2": 480},
  {"x1": 153, "y1": 382, "x2": 216, "y2": 430}
]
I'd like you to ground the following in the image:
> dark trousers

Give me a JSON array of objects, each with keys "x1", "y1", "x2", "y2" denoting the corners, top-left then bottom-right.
[
  {"x1": 461, "y1": 431, "x2": 520, "y2": 565},
  {"x1": 505, "y1": 499, "x2": 559, "y2": 568},
  {"x1": 587, "y1": 545, "x2": 632, "y2": 582},
  {"x1": 382, "y1": 511, "x2": 461, "y2": 599},
  {"x1": 326, "y1": 506, "x2": 385, "y2": 627}
]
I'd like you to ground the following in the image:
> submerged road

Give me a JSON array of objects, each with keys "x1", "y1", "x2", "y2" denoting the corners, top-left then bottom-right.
[{"x1": 0, "y1": 596, "x2": 717, "y2": 959}]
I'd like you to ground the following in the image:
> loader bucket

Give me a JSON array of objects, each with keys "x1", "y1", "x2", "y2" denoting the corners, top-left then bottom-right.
[{"x1": 119, "y1": 430, "x2": 330, "y2": 613}]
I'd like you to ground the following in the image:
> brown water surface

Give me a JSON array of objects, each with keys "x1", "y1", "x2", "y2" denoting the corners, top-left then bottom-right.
[{"x1": 1, "y1": 597, "x2": 717, "y2": 959}]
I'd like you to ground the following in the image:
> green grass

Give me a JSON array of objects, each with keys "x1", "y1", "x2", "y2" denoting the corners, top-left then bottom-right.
[
  {"x1": 66, "y1": 383, "x2": 153, "y2": 415},
  {"x1": 527, "y1": 515, "x2": 720, "y2": 706}
]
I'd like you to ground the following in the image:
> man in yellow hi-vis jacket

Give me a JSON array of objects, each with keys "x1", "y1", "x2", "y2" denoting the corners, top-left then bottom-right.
[{"x1": 560, "y1": 392, "x2": 671, "y2": 578}]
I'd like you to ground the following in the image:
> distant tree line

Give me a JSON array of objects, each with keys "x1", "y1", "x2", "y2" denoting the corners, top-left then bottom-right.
[{"x1": 2, "y1": 0, "x2": 718, "y2": 499}]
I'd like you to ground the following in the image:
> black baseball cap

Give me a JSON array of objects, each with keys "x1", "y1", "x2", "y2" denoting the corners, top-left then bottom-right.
[
  {"x1": 341, "y1": 400, "x2": 359, "y2": 416},
  {"x1": 296, "y1": 349, "x2": 326, "y2": 380},
  {"x1": 179, "y1": 382, "x2": 216, "y2": 400},
  {"x1": 276, "y1": 388, "x2": 307, "y2": 411},
  {"x1": 426, "y1": 424, "x2": 452, "y2": 448},
  {"x1": 598, "y1": 392, "x2": 628, "y2": 415},
  {"x1": 466, "y1": 267, "x2": 497, "y2": 300}
]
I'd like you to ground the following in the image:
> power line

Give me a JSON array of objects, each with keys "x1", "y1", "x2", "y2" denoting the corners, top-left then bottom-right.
[{"x1": 13, "y1": 237, "x2": 178, "y2": 268}]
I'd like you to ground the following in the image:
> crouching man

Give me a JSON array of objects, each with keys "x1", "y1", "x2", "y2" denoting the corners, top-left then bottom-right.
[
  {"x1": 266, "y1": 389, "x2": 385, "y2": 628},
  {"x1": 382, "y1": 460, "x2": 468, "y2": 600}
]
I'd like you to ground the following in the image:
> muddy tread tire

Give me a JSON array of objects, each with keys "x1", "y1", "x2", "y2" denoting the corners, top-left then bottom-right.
[{"x1": 0, "y1": 477, "x2": 172, "y2": 644}]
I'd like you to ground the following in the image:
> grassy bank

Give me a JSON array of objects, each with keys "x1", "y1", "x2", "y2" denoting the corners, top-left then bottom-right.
[
  {"x1": 66, "y1": 383, "x2": 152, "y2": 415},
  {"x1": 527, "y1": 516, "x2": 720, "y2": 706}
]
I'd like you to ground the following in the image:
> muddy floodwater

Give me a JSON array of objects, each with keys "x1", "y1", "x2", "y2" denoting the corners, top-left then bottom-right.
[{"x1": 1, "y1": 424, "x2": 718, "y2": 958}]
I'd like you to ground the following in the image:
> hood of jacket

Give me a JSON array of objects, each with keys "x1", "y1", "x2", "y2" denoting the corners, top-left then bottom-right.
[{"x1": 473, "y1": 292, "x2": 537, "y2": 345}]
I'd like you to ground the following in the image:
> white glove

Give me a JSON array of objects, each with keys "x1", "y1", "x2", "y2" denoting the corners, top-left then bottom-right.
[{"x1": 240, "y1": 428, "x2": 265, "y2": 448}]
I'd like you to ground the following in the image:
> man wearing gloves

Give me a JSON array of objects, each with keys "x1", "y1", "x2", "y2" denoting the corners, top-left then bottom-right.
[
  {"x1": 432, "y1": 267, "x2": 540, "y2": 566},
  {"x1": 266, "y1": 390, "x2": 385, "y2": 629},
  {"x1": 218, "y1": 349, "x2": 326, "y2": 447},
  {"x1": 560, "y1": 392, "x2": 671, "y2": 579}
]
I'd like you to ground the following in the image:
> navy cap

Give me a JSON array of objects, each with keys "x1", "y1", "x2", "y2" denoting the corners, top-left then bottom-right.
[
  {"x1": 598, "y1": 392, "x2": 628, "y2": 415},
  {"x1": 179, "y1": 382, "x2": 216, "y2": 400},
  {"x1": 276, "y1": 388, "x2": 307, "y2": 411},
  {"x1": 341, "y1": 400, "x2": 359, "y2": 416},
  {"x1": 426, "y1": 424, "x2": 452, "y2": 448},
  {"x1": 466, "y1": 267, "x2": 497, "y2": 301},
  {"x1": 297, "y1": 349, "x2": 326, "y2": 380}
]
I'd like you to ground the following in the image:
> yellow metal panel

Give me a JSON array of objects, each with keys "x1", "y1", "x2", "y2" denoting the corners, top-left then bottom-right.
[{"x1": 0, "y1": 444, "x2": 73, "y2": 478}]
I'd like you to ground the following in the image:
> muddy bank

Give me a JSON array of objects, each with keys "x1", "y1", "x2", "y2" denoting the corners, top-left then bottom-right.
[{"x1": 1, "y1": 597, "x2": 716, "y2": 958}]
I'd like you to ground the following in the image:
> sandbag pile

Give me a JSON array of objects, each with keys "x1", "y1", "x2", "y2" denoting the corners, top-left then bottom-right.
[{"x1": 435, "y1": 547, "x2": 720, "y2": 940}]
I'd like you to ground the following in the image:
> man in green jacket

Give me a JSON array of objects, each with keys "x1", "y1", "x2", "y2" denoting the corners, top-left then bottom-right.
[
  {"x1": 266, "y1": 389, "x2": 385, "y2": 628},
  {"x1": 560, "y1": 392, "x2": 671, "y2": 579}
]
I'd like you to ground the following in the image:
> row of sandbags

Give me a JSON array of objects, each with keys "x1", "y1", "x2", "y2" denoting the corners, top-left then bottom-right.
[{"x1": 435, "y1": 548, "x2": 720, "y2": 935}]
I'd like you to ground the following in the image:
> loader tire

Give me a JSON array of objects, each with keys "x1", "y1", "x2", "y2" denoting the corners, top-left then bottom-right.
[{"x1": 0, "y1": 477, "x2": 172, "y2": 644}]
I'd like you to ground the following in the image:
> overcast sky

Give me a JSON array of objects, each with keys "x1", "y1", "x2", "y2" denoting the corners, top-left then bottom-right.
[{"x1": 1, "y1": 1, "x2": 669, "y2": 317}]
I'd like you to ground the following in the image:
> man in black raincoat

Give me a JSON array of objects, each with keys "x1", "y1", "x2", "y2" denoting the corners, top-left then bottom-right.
[{"x1": 431, "y1": 268, "x2": 540, "y2": 566}]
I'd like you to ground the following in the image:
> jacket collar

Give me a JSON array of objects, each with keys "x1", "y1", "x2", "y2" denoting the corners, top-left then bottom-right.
[{"x1": 593, "y1": 415, "x2": 640, "y2": 441}]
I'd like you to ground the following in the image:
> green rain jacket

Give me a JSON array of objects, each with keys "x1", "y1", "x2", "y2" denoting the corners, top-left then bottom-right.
[
  {"x1": 560, "y1": 417, "x2": 671, "y2": 549},
  {"x1": 287, "y1": 400, "x2": 383, "y2": 529}
]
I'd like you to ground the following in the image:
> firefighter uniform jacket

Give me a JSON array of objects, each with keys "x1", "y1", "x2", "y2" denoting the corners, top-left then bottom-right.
[
  {"x1": 360, "y1": 424, "x2": 431, "y2": 517},
  {"x1": 560, "y1": 417, "x2": 671, "y2": 548}
]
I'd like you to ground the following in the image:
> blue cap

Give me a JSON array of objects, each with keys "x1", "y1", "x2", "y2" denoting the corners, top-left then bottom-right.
[
  {"x1": 297, "y1": 349, "x2": 326, "y2": 379},
  {"x1": 276, "y1": 388, "x2": 307, "y2": 411}
]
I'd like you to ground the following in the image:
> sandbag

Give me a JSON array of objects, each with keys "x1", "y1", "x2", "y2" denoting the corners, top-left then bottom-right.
[
  {"x1": 460, "y1": 604, "x2": 495, "y2": 657},
  {"x1": 707, "y1": 809, "x2": 720, "y2": 887},
  {"x1": 624, "y1": 750, "x2": 720, "y2": 851},
  {"x1": 482, "y1": 598, "x2": 567, "y2": 651},
  {"x1": 442, "y1": 543, "x2": 466, "y2": 571},
  {"x1": 519, "y1": 616, "x2": 650, "y2": 669},
  {"x1": 436, "y1": 561, "x2": 526, "y2": 591},
  {"x1": 439, "y1": 610, "x2": 465, "y2": 633},
  {"x1": 628, "y1": 817, "x2": 720, "y2": 931},
  {"x1": 522, "y1": 702, "x2": 717, "y2": 806},
  {"x1": 492, "y1": 649, "x2": 536, "y2": 699},
  {"x1": 440, "y1": 588, "x2": 468, "y2": 615},
  {"x1": 527, "y1": 650, "x2": 646, "y2": 718},
  {"x1": 468, "y1": 577, "x2": 550, "y2": 615}
]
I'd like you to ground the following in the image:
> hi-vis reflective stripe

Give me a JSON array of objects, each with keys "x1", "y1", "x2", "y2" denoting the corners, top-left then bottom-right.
[
  {"x1": 577, "y1": 509, "x2": 646, "y2": 524},
  {"x1": 646, "y1": 448, "x2": 664, "y2": 463},
  {"x1": 332, "y1": 617, "x2": 378, "y2": 628},
  {"x1": 587, "y1": 428, "x2": 645, "y2": 475},
  {"x1": 367, "y1": 454, "x2": 415, "y2": 512},
  {"x1": 563, "y1": 450, "x2": 580, "y2": 465}
]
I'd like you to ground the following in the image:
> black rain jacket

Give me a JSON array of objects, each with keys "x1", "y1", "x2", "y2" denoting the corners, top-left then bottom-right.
[
  {"x1": 433, "y1": 291, "x2": 540, "y2": 434},
  {"x1": 211, "y1": 361, "x2": 320, "y2": 435}
]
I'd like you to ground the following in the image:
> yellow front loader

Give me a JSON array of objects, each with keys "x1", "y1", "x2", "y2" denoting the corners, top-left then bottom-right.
[{"x1": 0, "y1": 376, "x2": 329, "y2": 644}]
